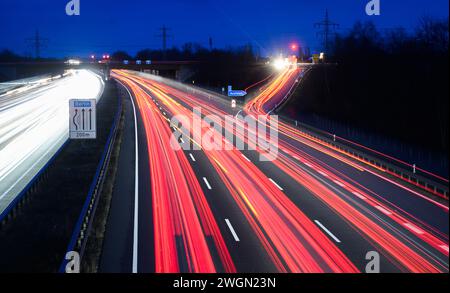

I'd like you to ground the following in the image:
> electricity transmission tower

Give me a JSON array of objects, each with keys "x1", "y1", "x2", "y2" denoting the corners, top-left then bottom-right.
[
  {"x1": 26, "y1": 30, "x2": 48, "y2": 59},
  {"x1": 209, "y1": 37, "x2": 213, "y2": 51},
  {"x1": 157, "y1": 26, "x2": 172, "y2": 60},
  {"x1": 314, "y1": 9, "x2": 339, "y2": 54}
]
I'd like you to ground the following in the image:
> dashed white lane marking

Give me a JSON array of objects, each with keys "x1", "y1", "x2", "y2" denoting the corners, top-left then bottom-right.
[
  {"x1": 352, "y1": 191, "x2": 367, "y2": 200},
  {"x1": 304, "y1": 162, "x2": 313, "y2": 168},
  {"x1": 241, "y1": 154, "x2": 251, "y2": 162},
  {"x1": 318, "y1": 171, "x2": 329, "y2": 177},
  {"x1": 269, "y1": 178, "x2": 284, "y2": 191},
  {"x1": 163, "y1": 112, "x2": 166, "y2": 116},
  {"x1": 375, "y1": 206, "x2": 392, "y2": 215},
  {"x1": 189, "y1": 153, "x2": 196, "y2": 162},
  {"x1": 439, "y1": 245, "x2": 449, "y2": 253},
  {"x1": 333, "y1": 180, "x2": 346, "y2": 188},
  {"x1": 314, "y1": 220, "x2": 341, "y2": 243},
  {"x1": 225, "y1": 219, "x2": 240, "y2": 242},
  {"x1": 203, "y1": 177, "x2": 212, "y2": 190},
  {"x1": 403, "y1": 222, "x2": 424, "y2": 235},
  {"x1": 180, "y1": 138, "x2": 185, "y2": 144}
]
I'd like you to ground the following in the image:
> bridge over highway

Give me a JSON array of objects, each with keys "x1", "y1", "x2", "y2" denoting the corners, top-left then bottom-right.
[{"x1": 0, "y1": 60, "x2": 197, "y2": 82}]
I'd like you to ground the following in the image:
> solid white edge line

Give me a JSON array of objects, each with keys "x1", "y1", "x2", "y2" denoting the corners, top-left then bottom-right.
[
  {"x1": 365, "y1": 168, "x2": 449, "y2": 211},
  {"x1": 203, "y1": 177, "x2": 212, "y2": 190},
  {"x1": 314, "y1": 220, "x2": 341, "y2": 243},
  {"x1": 225, "y1": 219, "x2": 240, "y2": 242},
  {"x1": 269, "y1": 178, "x2": 283, "y2": 190},
  {"x1": 117, "y1": 79, "x2": 139, "y2": 273}
]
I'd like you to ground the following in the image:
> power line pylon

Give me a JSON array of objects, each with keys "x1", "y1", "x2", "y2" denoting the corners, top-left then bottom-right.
[
  {"x1": 209, "y1": 37, "x2": 213, "y2": 51},
  {"x1": 157, "y1": 26, "x2": 172, "y2": 60},
  {"x1": 26, "y1": 30, "x2": 48, "y2": 59},
  {"x1": 314, "y1": 9, "x2": 339, "y2": 54}
]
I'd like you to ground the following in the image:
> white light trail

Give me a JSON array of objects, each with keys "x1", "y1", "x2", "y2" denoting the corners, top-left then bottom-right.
[{"x1": 0, "y1": 70, "x2": 104, "y2": 214}]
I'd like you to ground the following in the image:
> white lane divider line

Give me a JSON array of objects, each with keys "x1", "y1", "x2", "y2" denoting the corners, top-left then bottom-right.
[
  {"x1": 269, "y1": 178, "x2": 283, "y2": 191},
  {"x1": 439, "y1": 245, "x2": 449, "y2": 253},
  {"x1": 314, "y1": 220, "x2": 341, "y2": 243},
  {"x1": 180, "y1": 138, "x2": 185, "y2": 144},
  {"x1": 352, "y1": 191, "x2": 367, "y2": 200},
  {"x1": 304, "y1": 162, "x2": 313, "y2": 168},
  {"x1": 403, "y1": 222, "x2": 424, "y2": 235},
  {"x1": 189, "y1": 153, "x2": 196, "y2": 162},
  {"x1": 241, "y1": 154, "x2": 251, "y2": 162},
  {"x1": 203, "y1": 177, "x2": 212, "y2": 190},
  {"x1": 333, "y1": 180, "x2": 346, "y2": 188},
  {"x1": 225, "y1": 219, "x2": 240, "y2": 242},
  {"x1": 375, "y1": 206, "x2": 392, "y2": 215},
  {"x1": 318, "y1": 171, "x2": 329, "y2": 177}
]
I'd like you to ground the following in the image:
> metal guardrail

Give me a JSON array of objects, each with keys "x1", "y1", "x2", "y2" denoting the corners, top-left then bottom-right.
[
  {"x1": 0, "y1": 140, "x2": 70, "y2": 228},
  {"x1": 278, "y1": 115, "x2": 449, "y2": 200},
  {"x1": 0, "y1": 71, "x2": 104, "y2": 227},
  {"x1": 59, "y1": 93, "x2": 122, "y2": 273},
  {"x1": 270, "y1": 64, "x2": 448, "y2": 200}
]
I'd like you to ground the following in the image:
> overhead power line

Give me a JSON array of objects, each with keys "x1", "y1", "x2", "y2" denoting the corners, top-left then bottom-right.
[
  {"x1": 26, "y1": 30, "x2": 48, "y2": 59},
  {"x1": 314, "y1": 9, "x2": 339, "y2": 54},
  {"x1": 156, "y1": 25, "x2": 172, "y2": 60}
]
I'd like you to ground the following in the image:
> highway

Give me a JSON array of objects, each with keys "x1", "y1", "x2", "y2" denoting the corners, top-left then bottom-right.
[
  {"x1": 100, "y1": 68, "x2": 449, "y2": 273},
  {"x1": 0, "y1": 70, "x2": 104, "y2": 216}
]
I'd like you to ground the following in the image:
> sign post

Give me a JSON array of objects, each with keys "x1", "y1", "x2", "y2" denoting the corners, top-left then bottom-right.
[{"x1": 69, "y1": 99, "x2": 97, "y2": 139}]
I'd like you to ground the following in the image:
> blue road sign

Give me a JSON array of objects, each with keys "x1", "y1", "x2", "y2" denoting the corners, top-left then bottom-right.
[
  {"x1": 69, "y1": 99, "x2": 97, "y2": 139},
  {"x1": 228, "y1": 90, "x2": 247, "y2": 97},
  {"x1": 74, "y1": 101, "x2": 91, "y2": 107},
  {"x1": 227, "y1": 85, "x2": 247, "y2": 97}
]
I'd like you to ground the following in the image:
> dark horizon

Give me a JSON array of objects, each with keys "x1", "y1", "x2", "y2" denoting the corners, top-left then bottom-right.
[{"x1": 1, "y1": 0, "x2": 448, "y2": 58}]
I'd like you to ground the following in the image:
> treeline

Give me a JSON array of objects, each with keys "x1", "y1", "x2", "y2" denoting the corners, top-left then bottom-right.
[
  {"x1": 0, "y1": 49, "x2": 28, "y2": 62},
  {"x1": 112, "y1": 44, "x2": 271, "y2": 90},
  {"x1": 1, "y1": 44, "x2": 271, "y2": 91},
  {"x1": 284, "y1": 17, "x2": 449, "y2": 157}
]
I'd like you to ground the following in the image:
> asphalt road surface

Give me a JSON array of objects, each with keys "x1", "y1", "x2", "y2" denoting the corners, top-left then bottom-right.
[
  {"x1": 99, "y1": 69, "x2": 448, "y2": 273},
  {"x1": 0, "y1": 70, "x2": 104, "y2": 216}
]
